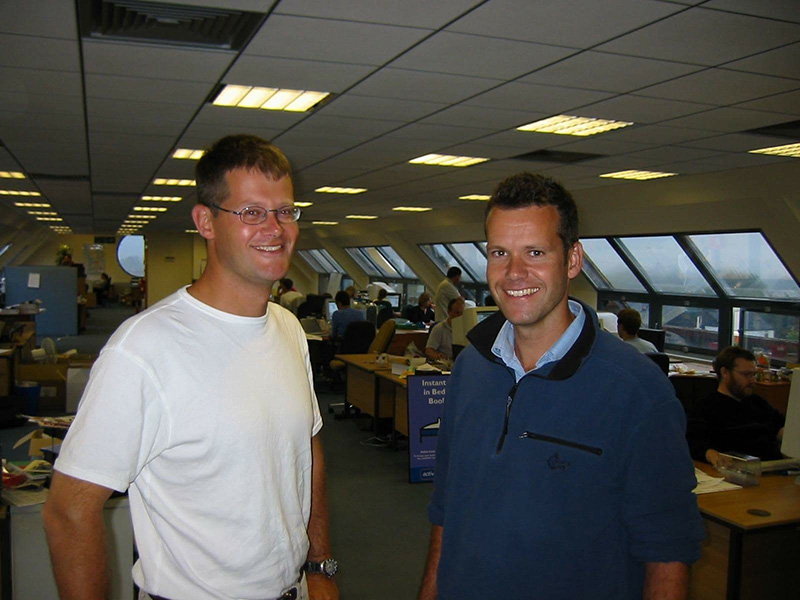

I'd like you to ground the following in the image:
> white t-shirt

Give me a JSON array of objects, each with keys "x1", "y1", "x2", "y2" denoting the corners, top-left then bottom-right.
[
  {"x1": 625, "y1": 336, "x2": 658, "y2": 354},
  {"x1": 434, "y1": 278, "x2": 460, "y2": 322},
  {"x1": 55, "y1": 287, "x2": 323, "y2": 600},
  {"x1": 427, "y1": 320, "x2": 454, "y2": 359},
  {"x1": 280, "y1": 290, "x2": 304, "y2": 314}
]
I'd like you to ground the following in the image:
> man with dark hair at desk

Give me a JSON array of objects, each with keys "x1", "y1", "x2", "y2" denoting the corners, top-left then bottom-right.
[
  {"x1": 425, "y1": 297, "x2": 464, "y2": 361},
  {"x1": 330, "y1": 289, "x2": 364, "y2": 341},
  {"x1": 688, "y1": 346, "x2": 785, "y2": 466},
  {"x1": 617, "y1": 307, "x2": 657, "y2": 353},
  {"x1": 434, "y1": 266, "x2": 463, "y2": 322},
  {"x1": 407, "y1": 292, "x2": 435, "y2": 324},
  {"x1": 278, "y1": 277, "x2": 304, "y2": 314},
  {"x1": 43, "y1": 134, "x2": 338, "y2": 600},
  {"x1": 418, "y1": 172, "x2": 703, "y2": 600}
]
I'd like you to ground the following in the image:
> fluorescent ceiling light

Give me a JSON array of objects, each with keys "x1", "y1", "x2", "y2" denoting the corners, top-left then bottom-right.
[
  {"x1": 1, "y1": 190, "x2": 41, "y2": 196},
  {"x1": 393, "y1": 206, "x2": 432, "y2": 212},
  {"x1": 459, "y1": 194, "x2": 491, "y2": 201},
  {"x1": 212, "y1": 84, "x2": 330, "y2": 112},
  {"x1": 142, "y1": 196, "x2": 182, "y2": 202},
  {"x1": 153, "y1": 178, "x2": 196, "y2": 186},
  {"x1": 748, "y1": 142, "x2": 800, "y2": 158},
  {"x1": 14, "y1": 201, "x2": 49, "y2": 207},
  {"x1": 315, "y1": 186, "x2": 367, "y2": 194},
  {"x1": 312, "y1": 221, "x2": 338, "y2": 226},
  {"x1": 185, "y1": 229, "x2": 199, "y2": 234},
  {"x1": 172, "y1": 149, "x2": 205, "y2": 160},
  {"x1": 28, "y1": 211, "x2": 57, "y2": 216},
  {"x1": 346, "y1": 215, "x2": 378, "y2": 220},
  {"x1": 128, "y1": 214, "x2": 157, "y2": 219},
  {"x1": 36, "y1": 217, "x2": 62, "y2": 222},
  {"x1": 409, "y1": 154, "x2": 489, "y2": 167},
  {"x1": 133, "y1": 206, "x2": 168, "y2": 212},
  {"x1": 294, "y1": 201, "x2": 313, "y2": 207},
  {"x1": 599, "y1": 170, "x2": 677, "y2": 180},
  {"x1": 0, "y1": 171, "x2": 25, "y2": 179},
  {"x1": 517, "y1": 115, "x2": 633, "y2": 136}
]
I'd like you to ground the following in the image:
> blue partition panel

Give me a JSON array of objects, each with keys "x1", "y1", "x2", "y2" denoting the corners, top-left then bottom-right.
[{"x1": 5, "y1": 266, "x2": 78, "y2": 336}]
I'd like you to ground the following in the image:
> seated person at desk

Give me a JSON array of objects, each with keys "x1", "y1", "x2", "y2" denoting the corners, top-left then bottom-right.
[
  {"x1": 407, "y1": 292, "x2": 435, "y2": 325},
  {"x1": 687, "y1": 346, "x2": 785, "y2": 466},
  {"x1": 425, "y1": 298, "x2": 464, "y2": 361},
  {"x1": 276, "y1": 278, "x2": 303, "y2": 313},
  {"x1": 374, "y1": 288, "x2": 394, "y2": 313},
  {"x1": 330, "y1": 290, "x2": 364, "y2": 341},
  {"x1": 616, "y1": 308, "x2": 657, "y2": 353}
]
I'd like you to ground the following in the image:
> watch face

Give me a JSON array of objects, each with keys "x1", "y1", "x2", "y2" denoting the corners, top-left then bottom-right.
[{"x1": 322, "y1": 558, "x2": 338, "y2": 577}]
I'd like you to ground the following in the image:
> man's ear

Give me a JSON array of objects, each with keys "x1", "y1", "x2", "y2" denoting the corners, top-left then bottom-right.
[
  {"x1": 192, "y1": 204, "x2": 215, "y2": 240},
  {"x1": 567, "y1": 241, "x2": 584, "y2": 280}
]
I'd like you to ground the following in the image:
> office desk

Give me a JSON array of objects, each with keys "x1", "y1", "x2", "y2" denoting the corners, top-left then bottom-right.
[
  {"x1": 376, "y1": 371, "x2": 408, "y2": 439},
  {"x1": 333, "y1": 354, "x2": 392, "y2": 418},
  {"x1": 386, "y1": 330, "x2": 428, "y2": 356},
  {"x1": 691, "y1": 463, "x2": 800, "y2": 600},
  {"x1": 752, "y1": 380, "x2": 790, "y2": 415}
]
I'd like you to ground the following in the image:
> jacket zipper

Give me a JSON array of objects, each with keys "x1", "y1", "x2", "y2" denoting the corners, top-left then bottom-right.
[
  {"x1": 519, "y1": 431, "x2": 603, "y2": 456},
  {"x1": 496, "y1": 382, "x2": 519, "y2": 454}
]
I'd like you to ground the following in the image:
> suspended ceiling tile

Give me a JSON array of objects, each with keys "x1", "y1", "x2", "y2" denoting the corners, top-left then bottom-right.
[
  {"x1": 192, "y1": 104, "x2": 303, "y2": 131},
  {"x1": 0, "y1": 34, "x2": 80, "y2": 71},
  {"x1": 83, "y1": 40, "x2": 234, "y2": 82},
  {"x1": 546, "y1": 138, "x2": 654, "y2": 155},
  {"x1": 283, "y1": 114, "x2": 405, "y2": 139},
  {"x1": 596, "y1": 8, "x2": 800, "y2": 65},
  {"x1": 679, "y1": 133, "x2": 797, "y2": 152},
  {"x1": 319, "y1": 95, "x2": 446, "y2": 122},
  {"x1": 274, "y1": 0, "x2": 482, "y2": 28},
  {"x1": 0, "y1": 1, "x2": 76, "y2": 38},
  {"x1": 386, "y1": 123, "x2": 496, "y2": 145},
  {"x1": 0, "y1": 66, "x2": 82, "y2": 97},
  {"x1": 349, "y1": 68, "x2": 500, "y2": 103},
  {"x1": 390, "y1": 32, "x2": 575, "y2": 79},
  {"x1": 463, "y1": 81, "x2": 614, "y2": 113},
  {"x1": 225, "y1": 56, "x2": 374, "y2": 92},
  {"x1": 84, "y1": 73, "x2": 215, "y2": 105},
  {"x1": 520, "y1": 51, "x2": 703, "y2": 93},
  {"x1": 578, "y1": 95, "x2": 712, "y2": 123},
  {"x1": 660, "y1": 107, "x2": 798, "y2": 133},
  {"x1": 0, "y1": 91, "x2": 84, "y2": 116},
  {"x1": 602, "y1": 124, "x2": 719, "y2": 145},
  {"x1": 180, "y1": 123, "x2": 286, "y2": 147},
  {"x1": 637, "y1": 68, "x2": 800, "y2": 105},
  {"x1": 734, "y1": 89, "x2": 800, "y2": 115},
  {"x1": 420, "y1": 105, "x2": 545, "y2": 130},
  {"x1": 681, "y1": 152, "x2": 793, "y2": 169},
  {"x1": 701, "y1": 0, "x2": 800, "y2": 22},
  {"x1": 247, "y1": 14, "x2": 429, "y2": 65},
  {"x1": 472, "y1": 130, "x2": 572, "y2": 151},
  {"x1": 87, "y1": 131, "x2": 175, "y2": 154},
  {"x1": 725, "y1": 43, "x2": 800, "y2": 81},
  {"x1": 621, "y1": 146, "x2": 726, "y2": 164}
]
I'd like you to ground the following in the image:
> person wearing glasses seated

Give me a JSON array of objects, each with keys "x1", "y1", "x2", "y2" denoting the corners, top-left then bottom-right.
[
  {"x1": 687, "y1": 346, "x2": 785, "y2": 466},
  {"x1": 406, "y1": 292, "x2": 435, "y2": 325}
]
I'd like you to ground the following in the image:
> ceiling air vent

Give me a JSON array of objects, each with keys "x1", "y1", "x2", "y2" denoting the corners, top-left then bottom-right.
[
  {"x1": 746, "y1": 119, "x2": 800, "y2": 140},
  {"x1": 511, "y1": 150, "x2": 602, "y2": 164},
  {"x1": 79, "y1": 0, "x2": 265, "y2": 50}
]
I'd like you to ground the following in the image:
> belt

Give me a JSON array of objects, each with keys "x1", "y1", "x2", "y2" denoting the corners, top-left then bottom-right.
[{"x1": 148, "y1": 574, "x2": 302, "y2": 600}]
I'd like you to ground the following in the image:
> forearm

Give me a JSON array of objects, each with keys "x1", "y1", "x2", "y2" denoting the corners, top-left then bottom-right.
[
  {"x1": 417, "y1": 525, "x2": 443, "y2": 600},
  {"x1": 425, "y1": 347, "x2": 441, "y2": 361},
  {"x1": 43, "y1": 502, "x2": 110, "y2": 599},
  {"x1": 643, "y1": 561, "x2": 689, "y2": 600},
  {"x1": 307, "y1": 436, "x2": 332, "y2": 561}
]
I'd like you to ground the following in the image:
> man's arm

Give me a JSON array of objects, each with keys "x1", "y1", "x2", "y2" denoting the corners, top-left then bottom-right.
[
  {"x1": 42, "y1": 471, "x2": 115, "y2": 600},
  {"x1": 643, "y1": 561, "x2": 689, "y2": 600},
  {"x1": 306, "y1": 435, "x2": 338, "y2": 600},
  {"x1": 417, "y1": 524, "x2": 443, "y2": 600}
]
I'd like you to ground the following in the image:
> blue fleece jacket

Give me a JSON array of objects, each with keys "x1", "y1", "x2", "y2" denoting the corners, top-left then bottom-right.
[{"x1": 428, "y1": 300, "x2": 704, "y2": 600}]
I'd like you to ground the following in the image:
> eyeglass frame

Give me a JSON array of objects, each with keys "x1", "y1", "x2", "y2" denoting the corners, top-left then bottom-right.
[
  {"x1": 730, "y1": 368, "x2": 757, "y2": 380},
  {"x1": 208, "y1": 202, "x2": 302, "y2": 225}
]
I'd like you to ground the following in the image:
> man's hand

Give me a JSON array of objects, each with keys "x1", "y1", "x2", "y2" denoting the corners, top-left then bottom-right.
[{"x1": 306, "y1": 573, "x2": 339, "y2": 600}]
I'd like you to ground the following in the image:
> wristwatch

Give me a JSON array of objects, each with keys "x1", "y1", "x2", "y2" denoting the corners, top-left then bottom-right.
[{"x1": 303, "y1": 557, "x2": 338, "y2": 578}]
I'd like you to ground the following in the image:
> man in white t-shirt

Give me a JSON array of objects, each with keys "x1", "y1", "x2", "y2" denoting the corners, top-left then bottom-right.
[
  {"x1": 278, "y1": 277, "x2": 304, "y2": 314},
  {"x1": 434, "y1": 267, "x2": 463, "y2": 322},
  {"x1": 43, "y1": 135, "x2": 339, "y2": 600},
  {"x1": 617, "y1": 308, "x2": 658, "y2": 354},
  {"x1": 426, "y1": 297, "x2": 465, "y2": 361}
]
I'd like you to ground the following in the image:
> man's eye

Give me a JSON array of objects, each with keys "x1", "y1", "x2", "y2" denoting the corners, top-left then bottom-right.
[
  {"x1": 244, "y1": 208, "x2": 263, "y2": 217},
  {"x1": 278, "y1": 208, "x2": 293, "y2": 216}
]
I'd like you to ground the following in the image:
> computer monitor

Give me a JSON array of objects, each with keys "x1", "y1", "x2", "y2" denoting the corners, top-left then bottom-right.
[
  {"x1": 452, "y1": 306, "x2": 499, "y2": 347},
  {"x1": 325, "y1": 300, "x2": 338, "y2": 321},
  {"x1": 384, "y1": 292, "x2": 401, "y2": 310},
  {"x1": 781, "y1": 369, "x2": 800, "y2": 460},
  {"x1": 637, "y1": 328, "x2": 666, "y2": 352}
]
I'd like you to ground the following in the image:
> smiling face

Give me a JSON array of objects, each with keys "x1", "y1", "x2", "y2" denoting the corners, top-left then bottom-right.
[
  {"x1": 486, "y1": 204, "x2": 582, "y2": 343},
  {"x1": 199, "y1": 168, "x2": 298, "y2": 296}
]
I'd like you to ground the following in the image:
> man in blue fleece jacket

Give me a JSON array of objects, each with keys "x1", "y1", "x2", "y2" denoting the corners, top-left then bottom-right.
[{"x1": 417, "y1": 173, "x2": 704, "y2": 600}]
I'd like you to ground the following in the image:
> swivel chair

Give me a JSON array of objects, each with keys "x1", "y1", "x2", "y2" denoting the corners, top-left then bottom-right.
[
  {"x1": 645, "y1": 352, "x2": 670, "y2": 376},
  {"x1": 328, "y1": 321, "x2": 376, "y2": 418}
]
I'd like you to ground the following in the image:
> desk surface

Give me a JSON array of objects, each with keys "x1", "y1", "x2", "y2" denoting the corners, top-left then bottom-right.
[
  {"x1": 695, "y1": 462, "x2": 800, "y2": 530},
  {"x1": 333, "y1": 353, "x2": 391, "y2": 373}
]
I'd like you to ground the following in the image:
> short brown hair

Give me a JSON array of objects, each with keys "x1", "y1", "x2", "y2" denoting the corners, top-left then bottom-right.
[
  {"x1": 713, "y1": 346, "x2": 755, "y2": 379},
  {"x1": 196, "y1": 134, "x2": 291, "y2": 212},
  {"x1": 616, "y1": 308, "x2": 642, "y2": 335}
]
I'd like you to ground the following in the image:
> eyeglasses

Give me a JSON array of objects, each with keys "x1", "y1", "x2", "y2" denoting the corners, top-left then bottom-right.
[
  {"x1": 209, "y1": 203, "x2": 301, "y2": 225},
  {"x1": 731, "y1": 369, "x2": 757, "y2": 380}
]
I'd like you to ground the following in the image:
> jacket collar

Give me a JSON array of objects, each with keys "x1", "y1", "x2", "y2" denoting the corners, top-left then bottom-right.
[{"x1": 466, "y1": 297, "x2": 598, "y2": 381}]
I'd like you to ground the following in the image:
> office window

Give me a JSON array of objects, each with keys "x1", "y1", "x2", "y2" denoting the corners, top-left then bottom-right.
[
  {"x1": 0, "y1": 243, "x2": 11, "y2": 257},
  {"x1": 734, "y1": 308, "x2": 799, "y2": 365},
  {"x1": 449, "y1": 242, "x2": 487, "y2": 283},
  {"x1": 618, "y1": 236, "x2": 715, "y2": 296},
  {"x1": 345, "y1": 247, "x2": 381, "y2": 276},
  {"x1": 310, "y1": 249, "x2": 345, "y2": 274},
  {"x1": 378, "y1": 246, "x2": 417, "y2": 279},
  {"x1": 662, "y1": 305, "x2": 719, "y2": 352},
  {"x1": 581, "y1": 238, "x2": 646, "y2": 292},
  {"x1": 117, "y1": 235, "x2": 145, "y2": 277},
  {"x1": 688, "y1": 232, "x2": 800, "y2": 300},
  {"x1": 420, "y1": 244, "x2": 474, "y2": 283},
  {"x1": 363, "y1": 247, "x2": 400, "y2": 278},
  {"x1": 297, "y1": 250, "x2": 326, "y2": 273}
]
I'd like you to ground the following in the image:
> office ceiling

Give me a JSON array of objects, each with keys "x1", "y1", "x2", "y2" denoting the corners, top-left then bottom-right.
[{"x1": 0, "y1": 0, "x2": 799, "y2": 235}]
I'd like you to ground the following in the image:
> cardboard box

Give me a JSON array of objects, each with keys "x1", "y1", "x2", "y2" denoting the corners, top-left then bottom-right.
[
  {"x1": 13, "y1": 429, "x2": 64, "y2": 458},
  {"x1": 16, "y1": 360, "x2": 69, "y2": 413}
]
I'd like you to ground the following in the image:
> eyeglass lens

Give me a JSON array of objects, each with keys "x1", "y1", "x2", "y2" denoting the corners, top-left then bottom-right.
[{"x1": 240, "y1": 207, "x2": 300, "y2": 224}]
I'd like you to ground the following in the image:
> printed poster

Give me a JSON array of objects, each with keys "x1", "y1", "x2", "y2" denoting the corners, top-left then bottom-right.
[{"x1": 407, "y1": 374, "x2": 448, "y2": 483}]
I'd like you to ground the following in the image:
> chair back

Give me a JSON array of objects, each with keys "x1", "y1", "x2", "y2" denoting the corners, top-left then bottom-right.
[
  {"x1": 369, "y1": 319, "x2": 396, "y2": 354},
  {"x1": 339, "y1": 320, "x2": 376, "y2": 354},
  {"x1": 376, "y1": 307, "x2": 394, "y2": 329},
  {"x1": 645, "y1": 352, "x2": 670, "y2": 375}
]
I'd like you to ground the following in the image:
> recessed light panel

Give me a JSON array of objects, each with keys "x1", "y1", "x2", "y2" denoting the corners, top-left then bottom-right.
[
  {"x1": 153, "y1": 178, "x2": 196, "y2": 186},
  {"x1": 294, "y1": 201, "x2": 313, "y2": 207},
  {"x1": 128, "y1": 214, "x2": 157, "y2": 219},
  {"x1": 172, "y1": 149, "x2": 205, "y2": 160},
  {"x1": 393, "y1": 206, "x2": 432, "y2": 212},
  {"x1": 599, "y1": 170, "x2": 677, "y2": 180},
  {"x1": 142, "y1": 196, "x2": 182, "y2": 202},
  {"x1": 409, "y1": 154, "x2": 488, "y2": 167},
  {"x1": 0, "y1": 171, "x2": 25, "y2": 179},
  {"x1": 748, "y1": 142, "x2": 800, "y2": 158},
  {"x1": 28, "y1": 211, "x2": 57, "y2": 216},
  {"x1": 346, "y1": 215, "x2": 378, "y2": 220},
  {"x1": 213, "y1": 85, "x2": 330, "y2": 112},
  {"x1": 517, "y1": 115, "x2": 633, "y2": 136},
  {"x1": 133, "y1": 206, "x2": 168, "y2": 212},
  {"x1": 36, "y1": 216, "x2": 63, "y2": 222},
  {"x1": 459, "y1": 194, "x2": 491, "y2": 201},
  {"x1": 315, "y1": 186, "x2": 367, "y2": 194},
  {"x1": 312, "y1": 221, "x2": 338, "y2": 225},
  {"x1": 2, "y1": 190, "x2": 41, "y2": 196},
  {"x1": 14, "y1": 201, "x2": 49, "y2": 207}
]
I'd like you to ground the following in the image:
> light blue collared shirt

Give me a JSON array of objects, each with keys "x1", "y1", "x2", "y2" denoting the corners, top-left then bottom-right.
[{"x1": 491, "y1": 300, "x2": 585, "y2": 382}]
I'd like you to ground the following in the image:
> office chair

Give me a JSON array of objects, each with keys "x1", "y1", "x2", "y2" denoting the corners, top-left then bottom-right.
[
  {"x1": 376, "y1": 307, "x2": 394, "y2": 329},
  {"x1": 328, "y1": 321, "x2": 376, "y2": 418},
  {"x1": 645, "y1": 352, "x2": 670, "y2": 376},
  {"x1": 368, "y1": 319, "x2": 396, "y2": 355}
]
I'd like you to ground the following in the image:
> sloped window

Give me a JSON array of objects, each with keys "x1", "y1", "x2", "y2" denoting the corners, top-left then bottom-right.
[
  {"x1": 581, "y1": 238, "x2": 646, "y2": 292},
  {"x1": 345, "y1": 247, "x2": 381, "y2": 276},
  {"x1": 449, "y1": 242, "x2": 487, "y2": 283},
  {"x1": 618, "y1": 236, "x2": 715, "y2": 296},
  {"x1": 420, "y1": 244, "x2": 475, "y2": 283},
  {"x1": 378, "y1": 246, "x2": 417, "y2": 279}
]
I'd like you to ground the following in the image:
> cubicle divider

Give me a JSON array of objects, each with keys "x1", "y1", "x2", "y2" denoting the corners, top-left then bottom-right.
[{"x1": 5, "y1": 266, "x2": 78, "y2": 336}]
